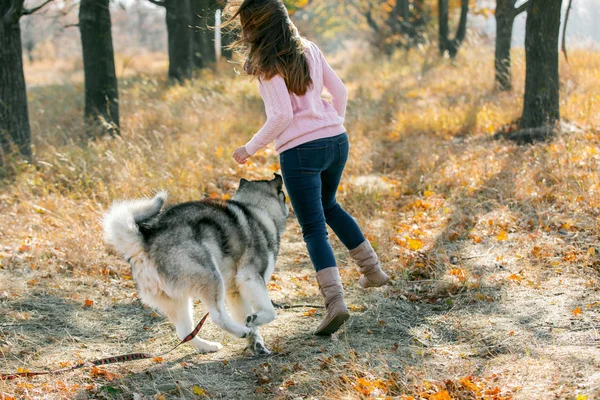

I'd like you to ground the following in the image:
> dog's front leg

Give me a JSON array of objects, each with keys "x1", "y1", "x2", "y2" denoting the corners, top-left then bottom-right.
[{"x1": 226, "y1": 290, "x2": 270, "y2": 355}]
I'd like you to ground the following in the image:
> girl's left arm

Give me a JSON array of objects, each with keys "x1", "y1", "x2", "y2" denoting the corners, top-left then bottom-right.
[{"x1": 244, "y1": 75, "x2": 294, "y2": 156}]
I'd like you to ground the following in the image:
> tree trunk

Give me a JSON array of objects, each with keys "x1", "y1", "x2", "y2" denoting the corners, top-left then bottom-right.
[
  {"x1": 166, "y1": 0, "x2": 193, "y2": 81},
  {"x1": 438, "y1": 0, "x2": 449, "y2": 55},
  {"x1": 439, "y1": 0, "x2": 469, "y2": 58},
  {"x1": 521, "y1": 0, "x2": 561, "y2": 130},
  {"x1": 0, "y1": 2, "x2": 32, "y2": 160},
  {"x1": 79, "y1": 0, "x2": 119, "y2": 136},
  {"x1": 494, "y1": 0, "x2": 515, "y2": 91},
  {"x1": 191, "y1": 0, "x2": 217, "y2": 67},
  {"x1": 190, "y1": 0, "x2": 205, "y2": 68},
  {"x1": 398, "y1": 0, "x2": 410, "y2": 21}
]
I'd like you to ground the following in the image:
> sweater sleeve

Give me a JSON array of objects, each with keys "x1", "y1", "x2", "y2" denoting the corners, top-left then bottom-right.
[
  {"x1": 320, "y1": 48, "x2": 348, "y2": 119},
  {"x1": 244, "y1": 75, "x2": 294, "y2": 156}
]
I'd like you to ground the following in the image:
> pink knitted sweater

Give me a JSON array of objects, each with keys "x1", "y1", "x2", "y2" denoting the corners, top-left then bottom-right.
[{"x1": 244, "y1": 40, "x2": 347, "y2": 156}]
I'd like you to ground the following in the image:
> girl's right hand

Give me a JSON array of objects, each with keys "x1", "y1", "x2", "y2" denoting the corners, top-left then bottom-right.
[{"x1": 233, "y1": 146, "x2": 251, "y2": 164}]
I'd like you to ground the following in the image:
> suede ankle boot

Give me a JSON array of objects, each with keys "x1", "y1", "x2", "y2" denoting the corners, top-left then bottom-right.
[
  {"x1": 349, "y1": 240, "x2": 390, "y2": 288},
  {"x1": 314, "y1": 267, "x2": 350, "y2": 336}
]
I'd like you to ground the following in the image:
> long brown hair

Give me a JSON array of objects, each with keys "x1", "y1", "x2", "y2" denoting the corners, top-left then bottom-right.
[{"x1": 225, "y1": 0, "x2": 312, "y2": 96}]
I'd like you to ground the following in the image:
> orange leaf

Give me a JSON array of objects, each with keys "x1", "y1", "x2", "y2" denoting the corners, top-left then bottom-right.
[
  {"x1": 572, "y1": 307, "x2": 582, "y2": 316},
  {"x1": 496, "y1": 230, "x2": 508, "y2": 241},
  {"x1": 152, "y1": 357, "x2": 164, "y2": 363},
  {"x1": 449, "y1": 268, "x2": 467, "y2": 282},
  {"x1": 18, "y1": 244, "x2": 31, "y2": 252},
  {"x1": 84, "y1": 299, "x2": 94, "y2": 308},
  {"x1": 89, "y1": 366, "x2": 119, "y2": 381},
  {"x1": 430, "y1": 390, "x2": 452, "y2": 400},
  {"x1": 303, "y1": 308, "x2": 317, "y2": 317}
]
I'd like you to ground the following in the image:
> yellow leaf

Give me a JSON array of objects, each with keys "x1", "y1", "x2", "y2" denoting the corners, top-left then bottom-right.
[
  {"x1": 576, "y1": 395, "x2": 588, "y2": 400},
  {"x1": 155, "y1": 395, "x2": 167, "y2": 400},
  {"x1": 407, "y1": 238, "x2": 423, "y2": 251},
  {"x1": 193, "y1": 385, "x2": 207, "y2": 397},
  {"x1": 572, "y1": 307, "x2": 582, "y2": 316},
  {"x1": 215, "y1": 147, "x2": 224, "y2": 158},
  {"x1": 424, "y1": 189, "x2": 434, "y2": 197},
  {"x1": 496, "y1": 230, "x2": 508, "y2": 241}
]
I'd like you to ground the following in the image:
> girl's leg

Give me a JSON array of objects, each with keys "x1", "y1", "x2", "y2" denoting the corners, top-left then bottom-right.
[
  {"x1": 320, "y1": 136, "x2": 365, "y2": 250},
  {"x1": 280, "y1": 145, "x2": 349, "y2": 335},
  {"x1": 280, "y1": 148, "x2": 336, "y2": 271},
  {"x1": 320, "y1": 135, "x2": 390, "y2": 288}
]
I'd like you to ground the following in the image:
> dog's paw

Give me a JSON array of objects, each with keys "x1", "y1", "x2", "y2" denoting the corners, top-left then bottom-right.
[
  {"x1": 192, "y1": 339, "x2": 223, "y2": 354},
  {"x1": 245, "y1": 313, "x2": 258, "y2": 328},
  {"x1": 252, "y1": 341, "x2": 271, "y2": 356}
]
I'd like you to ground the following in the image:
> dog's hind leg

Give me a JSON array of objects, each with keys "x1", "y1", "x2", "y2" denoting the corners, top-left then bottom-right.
[
  {"x1": 237, "y1": 271, "x2": 277, "y2": 329},
  {"x1": 150, "y1": 294, "x2": 222, "y2": 353},
  {"x1": 226, "y1": 290, "x2": 270, "y2": 355}
]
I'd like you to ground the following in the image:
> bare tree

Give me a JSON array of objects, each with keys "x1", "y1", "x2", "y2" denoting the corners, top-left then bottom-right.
[
  {"x1": 148, "y1": 0, "x2": 193, "y2": 82},
  {"x1": 0, "y1": 0, "x2": 54, "y2": 161},
  {"x1": 79, "y1": 0, "x2": 119, "y2": 135},
  {"x1": 494, "y1": 0, "x2": 528, "y2": 91},
  {"x1": 438, "y1": 0, "x2": 469, "y2": 58},
  {"x1": 191, "y1": 0, "x2": 217, "y2": 68},
  {"x1": 519, "y1": 0, "x2": 562, "y2": 136}
]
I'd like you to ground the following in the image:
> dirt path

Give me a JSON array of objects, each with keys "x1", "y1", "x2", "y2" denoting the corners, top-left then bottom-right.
[{"x1": 1, "y1": 195, "x2": 599, "y2": 399}]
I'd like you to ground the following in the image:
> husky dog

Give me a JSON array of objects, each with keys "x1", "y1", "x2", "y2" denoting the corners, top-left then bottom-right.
[{"x1": 102, "y1": 174, "x2": 288, "y2": 355}]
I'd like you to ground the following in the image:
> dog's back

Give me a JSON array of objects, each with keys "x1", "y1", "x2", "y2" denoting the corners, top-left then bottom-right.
[{"x1": 139, "y1": 199, "x2": 280, "y2": 285}]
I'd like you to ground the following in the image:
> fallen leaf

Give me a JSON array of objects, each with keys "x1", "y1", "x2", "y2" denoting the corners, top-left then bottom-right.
[
  {"x1": 407, "y1": 238, "x2": 423, "y2": 251},
  {"x1": 193, "y1": 385, "x2": 207, "y2": 396},
  {"x1": 18, "y1": 244, "x2": 31, "y2": 252},
  {"x1": 84, "y1": 299, "x2": 94, "y2": 308},
  {"x1": 449, "y1": 268, "x2": 467, "y2": 282},
  {"x1": 304, "y1": 308, "x2": 317, "y2": 317},
  {"x1": 348, "y1": 303, "x2": 366, "y2": 312},
  {"x1": 572, "y1": 307, "x2": 582, "y2": 316},
  {"x1": 152, "y1": 357, "x2": 164, "y2": 363},
  {"x1": 496, "y1": 230, "x2": 508, "y2": 241},
  {"x1": 507, "y1": 274, "x2": 523, "y2": 282},
  {"x1": 430, "y1": 390, "x2": 452, "y2": 400}
]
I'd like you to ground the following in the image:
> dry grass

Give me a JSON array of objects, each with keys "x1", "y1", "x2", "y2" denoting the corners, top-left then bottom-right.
[{"x1": 1, "y1": 45, "x2": 599, "y2": 399}]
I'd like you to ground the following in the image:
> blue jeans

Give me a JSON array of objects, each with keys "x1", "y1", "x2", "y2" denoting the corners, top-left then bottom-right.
[{"x1": 279, "y1": 133, "x2": 366, "y2": 271}]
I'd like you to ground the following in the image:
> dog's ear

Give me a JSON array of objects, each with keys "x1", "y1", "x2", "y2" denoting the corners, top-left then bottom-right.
[
  {"x1": 271, "y1": 173, "x2": 283, "y2": 191},
  {"x1": 239, "y1": 178, "x2": 249, "y2": 188}
]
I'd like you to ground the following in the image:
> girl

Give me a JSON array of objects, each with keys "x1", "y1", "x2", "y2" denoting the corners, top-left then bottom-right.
[{"x1": 229, "y1": 0, "x2": 389, "y2": 336}]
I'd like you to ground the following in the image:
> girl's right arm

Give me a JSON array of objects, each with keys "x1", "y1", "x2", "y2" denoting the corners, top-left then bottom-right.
[{"x1": 320, "y1": 50, "x2": 348, "y2": 119}]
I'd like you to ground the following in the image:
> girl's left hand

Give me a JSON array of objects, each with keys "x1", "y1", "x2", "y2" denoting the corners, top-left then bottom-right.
[{"x1": 233, "y1": 146, "x2": 251, "y2": 164}]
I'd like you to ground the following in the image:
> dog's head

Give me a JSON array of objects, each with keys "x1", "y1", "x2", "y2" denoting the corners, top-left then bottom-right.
[{"x1": 234, "y1": 174, "x2": 289, "y2": 222}]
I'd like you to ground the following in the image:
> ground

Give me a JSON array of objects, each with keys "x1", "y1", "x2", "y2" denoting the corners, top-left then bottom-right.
[{"x1": 1, "y1": 47, "x2": 599, "y2": 399}]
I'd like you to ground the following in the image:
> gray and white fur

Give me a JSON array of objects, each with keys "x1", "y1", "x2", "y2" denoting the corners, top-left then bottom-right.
[{"x1": 103, "y1": 174, "x2": 289, "y2": 355}]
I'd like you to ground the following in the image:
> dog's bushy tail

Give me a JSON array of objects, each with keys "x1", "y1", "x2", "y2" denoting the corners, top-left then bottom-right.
[{"x1": 102, "y1": 191, "x2": 167, "y2": 260}]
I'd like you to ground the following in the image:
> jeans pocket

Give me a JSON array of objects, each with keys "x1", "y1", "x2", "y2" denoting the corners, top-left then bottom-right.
[
  {"x1": 338, "y1": 138, "x2": 349, "y2": 166},
  {"x1": 297, "y1": 146, "x2": 328, "y2": 175}
]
